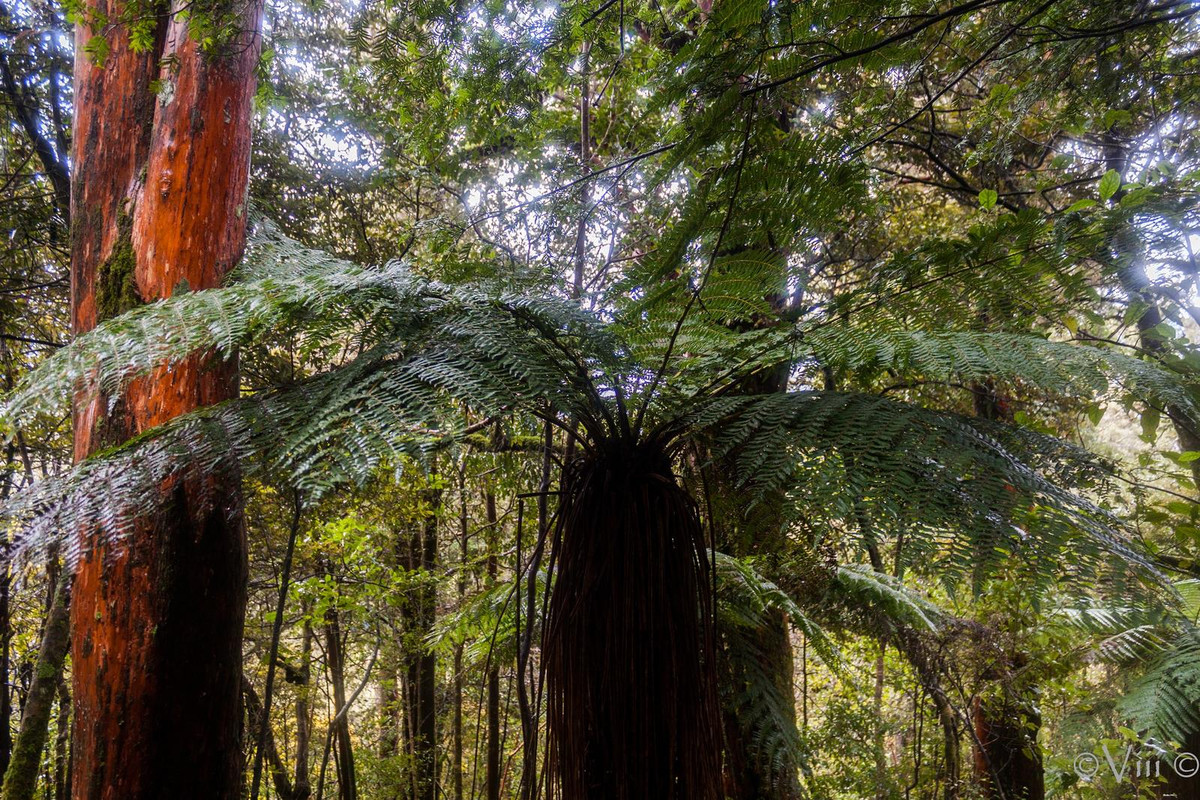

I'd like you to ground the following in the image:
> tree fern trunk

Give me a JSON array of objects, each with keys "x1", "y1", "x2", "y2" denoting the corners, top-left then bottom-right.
[{"x1": 67, "y1": 3, "x2": 262, "y2": 796}]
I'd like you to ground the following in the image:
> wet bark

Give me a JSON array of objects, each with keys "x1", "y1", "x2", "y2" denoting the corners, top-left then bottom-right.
[{"x1": 68, "y1": 2, "x2": 263, "y2": 797}]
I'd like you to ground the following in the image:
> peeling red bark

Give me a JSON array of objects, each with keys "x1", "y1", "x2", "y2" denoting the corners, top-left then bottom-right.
[{"x1": 68, "y1": 3, "x2": 263, "y2": 798}]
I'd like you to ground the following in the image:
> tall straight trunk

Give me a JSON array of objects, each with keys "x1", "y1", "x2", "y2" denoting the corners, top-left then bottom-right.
[
  {"x1": 485, "y1": 490, "x2": 501, "y2": 800},
  {"x1": 403, "y1": 479, "x2": 440, "y2": 800},
  {"x1": 1, "y1": 357, "x2": 17, "y2": 779},
  {"x1": 324, "y1": 610, "x2": 357, "y2": 800},
  {"x1": 53, "y1": 679, "x2": 69, "y2": 800},
  {"x1": 295, "y1": 611, "x2": 314, "y2": 800},
  {"x1": 0, "y1": 561, "x2": 10, "y2": 780},
  {"x1": 452, "y1": 467, "x2": 469, "y2": 800},
  {"x1": 68, "y1": 3, "x2": 262, "y2": 797},
  {"x1": 0, "y1": 569, "x2": 71, "y2": 800}
]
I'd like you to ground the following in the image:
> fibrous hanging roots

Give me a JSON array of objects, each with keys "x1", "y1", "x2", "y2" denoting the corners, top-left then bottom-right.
[{"x1": 542, "y1": 440, "x2": 722, "y2": 800}]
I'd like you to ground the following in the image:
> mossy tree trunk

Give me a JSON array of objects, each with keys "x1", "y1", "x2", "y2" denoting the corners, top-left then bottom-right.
[{"x1": 67, "y1": 2, "x2": 263, "y2": 797}]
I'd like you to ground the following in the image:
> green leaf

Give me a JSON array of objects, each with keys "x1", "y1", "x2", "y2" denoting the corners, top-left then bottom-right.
[
  {"x1": 1141, "y1": 407, "x2": 1161, "y2": 442},
  {"x1": 978, "y1": 189, "x2": 998, "y2": 210},
  {"x1": 1099, "y1": 169, "x2": 1122, "y2": 201}
]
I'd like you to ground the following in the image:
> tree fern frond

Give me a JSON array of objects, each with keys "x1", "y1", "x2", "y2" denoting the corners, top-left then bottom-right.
[
  {"x1": 2, "y1": 304, "x2": 618, "y2": 568},
  {"x1": 833, "y1": 564, "x2": 941, "y2": 633},
  {"x1": 1121, "y1": 630, "x2": 1200, "y2": 744},
  {"x1": 715, "y1": 550, "x2": 839, "y2": 666},
  {"x1": 805, "y1": 328, "x2": 1200, "y2": 420},
  {"x1": 1, "y1": 218, "x2": 620, "y2": 434},
  {"x1": 688, "y1": 391, "x2": 1153, "y2": 589}
]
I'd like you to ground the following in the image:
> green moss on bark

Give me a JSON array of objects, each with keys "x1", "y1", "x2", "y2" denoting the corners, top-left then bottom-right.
[{"x1": 96, "y1": 232, "x2": 143, "y2": 322}]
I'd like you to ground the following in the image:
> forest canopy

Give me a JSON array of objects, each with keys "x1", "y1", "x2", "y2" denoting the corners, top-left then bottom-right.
[{"x1": 2, "y1": 0, "x2": 1200, "y2": 798}]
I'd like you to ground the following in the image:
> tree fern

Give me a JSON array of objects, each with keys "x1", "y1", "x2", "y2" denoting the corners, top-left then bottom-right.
[{"x1": 1, "y1": 218, "x2": 1177, "y2": 599}]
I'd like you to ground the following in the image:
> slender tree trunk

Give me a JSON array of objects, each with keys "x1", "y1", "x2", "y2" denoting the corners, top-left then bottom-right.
[
  {"x1": 452, "y1": 467, "x2": 469, "y2": 800},
  {"x1": 325, "y1": 610, "x2": 357, "y2": 800},
  {"x1": 251, "y1": 494, "x2": 304, "y2": 800},
  {"x1": 52, "y1": 679, "x2": 69, "y2": 800},
  {"x1": 244, "y1": 675, "x2": 299, "y2": 800},
  {"x1": 67, "y1": 3, "x2": 262, "y2": 798},
  {"x1": 1, "y1": 350, "x2": 18, "y2": 780},
  {"x1": 874, "y1": 644, "x2": 889, "y2": 800},
  {"x1": 295, "y1": 610, "x2": 314, "y2": 800},
  {"x1": 0, "y1": 560, "x2": 10, "y2": 780},
  {"x1": 485, "y1": 489, "x2": 501, "y2": 800},
  {"x1": 572, "y1": 38, "x2": 591, "y2": 299},
  {"x1": 401, "y1": 473, "x2": 440, "y2": 800},
  {"x1": 1, "y1": 570, "x2": 71, "y2": 800}
]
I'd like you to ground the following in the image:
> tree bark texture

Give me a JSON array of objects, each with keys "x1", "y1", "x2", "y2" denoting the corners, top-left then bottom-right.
[{"x1": 68, "y1": 3, "x2": 262, "y2": 797}]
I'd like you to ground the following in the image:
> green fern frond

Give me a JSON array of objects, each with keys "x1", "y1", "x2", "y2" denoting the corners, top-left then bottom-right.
[
  {"x1": 715, "y1": 551, "x2": 817, "y2": 793},
  {"x1": 833, "y1": 564, "x2": 941, "y2": 633},
  {"x1": 688, "y1": 391, "x2": 1151, "y2": 588},
  {"x1": 1, "y1": 218, "x2": 619, "y2": 434},
  {"x1": 715, "y1": 551, "x2": 839, "y2": 666},
  {"x1": 805, "y1": 327, "x2": 1200, "y2": 419}
]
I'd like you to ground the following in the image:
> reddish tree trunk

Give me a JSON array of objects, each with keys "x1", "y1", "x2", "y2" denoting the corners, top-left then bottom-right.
[{"x1": 68, "y1": 3, "x2": 262, "y2": 798}]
